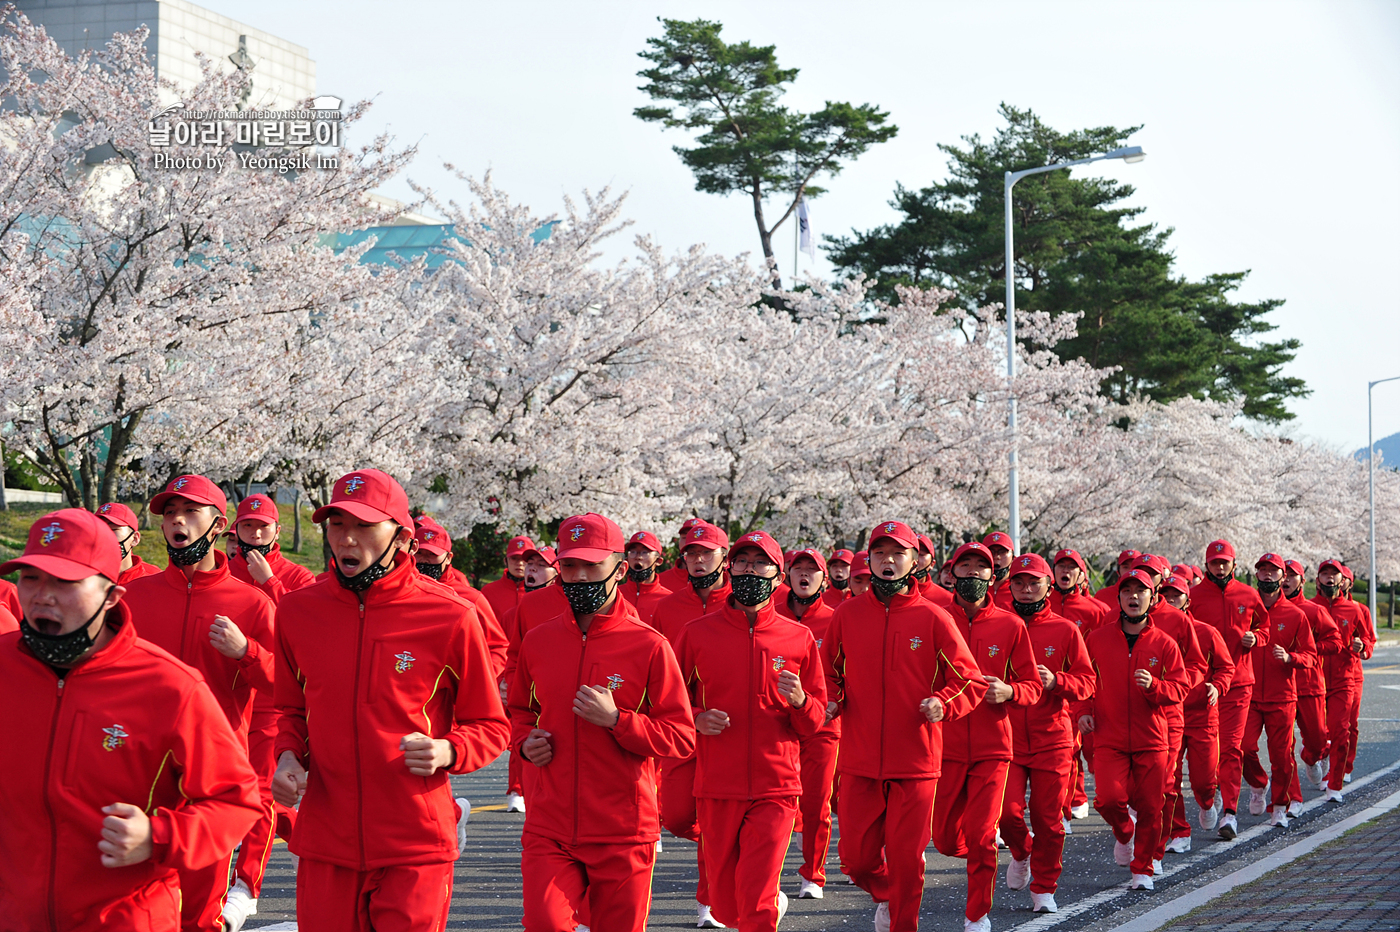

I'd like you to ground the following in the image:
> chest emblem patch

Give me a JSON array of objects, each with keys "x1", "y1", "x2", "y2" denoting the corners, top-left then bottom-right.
[
  {"x1": 987, "y1": 644, "x2": 1001, "y2": 658},
  {"x1": 1278, "y1": 622, "x2": 1286, "y2": 631},
  {"x1": 1149, "y1": 657, "x2": 1160, "y2": 668},
  {"x1": 1237, "y1": 605, "x2": 1246, "y2": 615},
  {"x1": 772, "y1": 656, "x2": 786, "y2": 671},
  {"x1": 102, "y1": 725, "x2": 128, "y2": 751},
  {"x1": 394, "y1": 651, "x2": 416, "y2": 673},
  {"x1": 909, "y1": 636, "x2": 923, "y2": 651},
  {"x1": 606, "y1": 674, "x2": 625, "y2": 691},
  {"x1": 1044, "y1": 645, "x2": 1057, "y2": 658}
]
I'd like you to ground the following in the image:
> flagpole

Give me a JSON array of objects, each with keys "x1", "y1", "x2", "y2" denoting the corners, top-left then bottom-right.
[{"x1": 793, "y1": 198, "x2": 799, "y2": 282}]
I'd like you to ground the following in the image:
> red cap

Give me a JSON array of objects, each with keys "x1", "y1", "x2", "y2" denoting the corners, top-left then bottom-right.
[
  {"x1": 1009, "y1": 553, "x2": 1052, "y2": 579},
  {"x1": 1118, "y1": 569, "x2": 1156, "y2": 590},
  {"x1": 916, "y1": 534, "x2": 934, "y2": 556},
  {"x1": 1053, "y1": 548, "x2": 1089, "y2": 577},
  {"x1": 626, "y1": 530, "x2": 663, "y2": 554},
  {"x1": 982, "y1": 531, "x2": 1013, "y2": 552},
  {"x1": 731, "y1": 530, "x2": 784, "y2": 569},
  {"x1": 312, "y1": 470, "x2": 413, "y2": 529},
  {"x1": 1206, "y1": 540, "x2": 1236, "y2": 562},
  {"x1": 95, "y1": 502, "x2": 139, "y2": 532},
  {"x1": 1319, "y1": 558, "x2": 1349, "y2": 578},
  {"x1": 1131, "y1": 554, "x2": 1170, "y2": 577},
  {"x1": 0, "y1": 509, "x2": 121, "y2": 582},
  {"x1": 682, "y1": 521, "x2": 729, "y2": 552},
  {"x1": 414, "y1": 520, "x2": 451, "y2": 556},
  {"x1": 829, "y1": 549, "x2": 855, "y2": 566},
  {"x1": 1284, "y1": 559, "x2": 1306, "y2": 577},
  {"x1": 538, "y1": 545, "x2": 558, "y2": 565},
  {"x1": 1255, "y1": 552, "x2": 1285, "y2": 571},
  {"x1": 869, "y1": 520, "x2": 918, "y2": 550},
  {"x1": 679, "y1": 517, "x2": 700, "y2": 535},
  {"x1": 554, "y1": 514, "x2": 623, "y2": 562},
  {"x1": 951, "y1": 541, "x2": 994, "y2": 568},
  {"x1": 150, "y1": 474, "x2": 227, "y2": 516},
  {"x1": 1117, "y1": 549, "x2": 1141, "y2": 567},
  {"x1": 1171, "y1": 563, "x2": 1193, "y2": 579},
  {"x1": 790, "y1": 548, "x2": 828, "y2": 574},
  {"x1": 235, "y1": 494, "x2": 279, "y2": 526},
  {"x1": 1160, "y1": 574, "x2": 1190, "y2": 595},
  {"x1": 852, "y1": 551, "x2": 872, "y2": 578},
  {"x1": 505, "y1": 535, "x2": 535, "y2": 557},
  {"x1": 1340, "y1": 564, "x2": 1355, "y2": 581}
]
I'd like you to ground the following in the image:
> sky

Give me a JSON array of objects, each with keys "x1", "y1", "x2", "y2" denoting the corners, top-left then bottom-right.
[{"x1": 195, "y1": 0, "x2": 1400, "y2": 452}]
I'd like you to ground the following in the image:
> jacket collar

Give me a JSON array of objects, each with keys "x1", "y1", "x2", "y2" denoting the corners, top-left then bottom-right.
[
  {"x1": 572, "y1": 589, "x2": 639, "y2": 637},
  {"x1": 683, "y1": 574, "x2": 731, "y2": 609},
  {"x1": 719, "y1": 597, "x2": 779, "y2": 631},
  {"x1": 15, "y1": 599, "x2": 137, "y2": 675},
  {"x1": 862, "y1": 585, "x2": 923, "y2": 612},
  {"x1": 161, "y1": 549, "x2": 233, "y2": 590},
  {"x1": 325, "y1": 551, "x2": 424, "y2": 606}
]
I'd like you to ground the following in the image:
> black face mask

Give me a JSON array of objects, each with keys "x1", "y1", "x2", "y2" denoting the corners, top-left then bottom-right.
[
  {"x1": 790, "y1": 589, "x2": 822, "y2": 606},
  {"x1": 994, "y1": 565, "x2": 1010, "y2": 581},
  {"x1": 1054, "y1": 584, "x2": 1076, "y2": 597},
  {"x1": 1318, "y1": 582, "x2": 1340, "y2": 599},
  {"x1": 167, "y1": 517, "x2": 219, "y2": 567},
  {"x1": 627, "y1": 566, "x2": 655, "y2": 583},
  {"x1": 954, "y1": 576, "x2": 990, "y2": 603},
  {"x1": 830, "y1": 577, "x2": 849, "y2": 591},
  {"x1": 731, "y1": 573, "x2": 775, "y2": 607},
  {"x1": 690, "y1": 566, "x2": 723, "y2": 591},
  {"x1": 912, "y1": 568, "x2": 930, "y2": 582},
  {"x1": 1013, "y1": 596, "x2": 1047, "y2": 618},
  {"x1": 238, "y1": 539, "x2": 274, "y2": 559},
  {"x1": 20, "y1": 590, "x2": 112, "y2": 666},
  {"x1": 871, "y1": 573, "x2": 913, "y2": 597},
  {"x1": 1208, "y1": 572, "x2": 1230, "y2": 590},
  {"x1": 417, "y1": 561, "x2": 446, "y2": 580},
  {"x1": 115, "y1": 531, "x2": 134, "y2": 561},
  {"x1": 334, "y1": 532, "x2": 401, "y2": 592},
  {"x1": 1120, "y1": 609, "x2": 1149, "y2": 624},
  {"x1": 563, "y1": 573, "x2": 618, "y2": 615},
  {"x1": 1257, "y1": 578, "x2": 1281, "y2": 595}
]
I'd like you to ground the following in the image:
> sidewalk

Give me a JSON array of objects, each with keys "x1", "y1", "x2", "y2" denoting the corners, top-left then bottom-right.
[{"x1": 1159, "y1": 806, "x2": 1400, "y2": 931}]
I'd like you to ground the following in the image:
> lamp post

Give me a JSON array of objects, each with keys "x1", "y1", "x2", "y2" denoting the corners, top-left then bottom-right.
[
  {"x1": 1369, "y1": 376, "x2": 1400, "y2": 613},
  {"x1": 1004, "y1": 146, "x2": 1145, "y2": 554}
]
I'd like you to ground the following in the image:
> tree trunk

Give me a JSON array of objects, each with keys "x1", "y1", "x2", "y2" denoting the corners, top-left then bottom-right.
[
  {"x1": 750, "y1": 184, "x2": 782, "y2": 292},
  {"x1": 292, "y1": 487, "x2": 302, "y2": 553},
  {"x1": 1390, "y1": 580, "x2": 1395, "y2": 629},
  {"x1": 0, "y1": 440, "x2": 7, "y2": 512}
]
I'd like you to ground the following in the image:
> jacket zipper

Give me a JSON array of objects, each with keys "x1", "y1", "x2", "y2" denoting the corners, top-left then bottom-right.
[
  {"x1": 880, "y1": 602, "x2": 889, "y2": 775},
  {"x1": 573, "y1": 632, "x2": 588, "y2": 845},
  {"x1": 180, "y1": 577, "x2": 194, "y2": 661},
  {"x1": 748, "y1": 624, "x2": 755, "y2": 800},
  {"x1": 354, "y1": 596, "x2": 366, "y2": 869},
  {"x1": 44, "y1": 675, "x2": 66, "y2": 932}
]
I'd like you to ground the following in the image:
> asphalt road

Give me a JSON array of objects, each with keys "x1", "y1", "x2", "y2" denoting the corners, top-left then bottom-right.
[{"x1": 246, "y1": 637, "x2": 1400, "y2": 930}]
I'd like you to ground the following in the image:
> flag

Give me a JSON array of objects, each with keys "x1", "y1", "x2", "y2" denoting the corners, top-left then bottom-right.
[{"x1": 798, "y1": 195, "x2": 815, "y2": 260}]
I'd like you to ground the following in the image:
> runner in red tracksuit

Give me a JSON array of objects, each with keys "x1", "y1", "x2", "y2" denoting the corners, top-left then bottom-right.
[
  {"x1": 982, "y1": 531, "x2": 1014, "y2": 610},
  {"x1": 1050, "y1": 548, "x2": 1113, "y2": 823},
  {"x1": 938, "y1": 545, "x2": 1041, "y2": 930},
  {"x1": 998, "y1": 554, "x2": 1093, "y2": 916},
  {"x1": 678, "y1": 530, "x2": 826, "y2": 931},
  {"x1": 500, "y1": 542, "x2": 562, "y2": 810},
  {"x1": 481, "y1": 534, "x2": 534, "y2": 622},
  {"x1": 1078, "y1": 570, "x2": 1190, "y2": 889},
  {"x1": 413, "y1": 519, "x2": 509, "y2": 679},
  {"x1": 849, "y1": 550, "x2": 872, "y2": 598},
  {"x1": 121, "y1": 475, "x2": 276, "y2": 932},
  {"x1": 1158, "y1": 575, "x2": 1234, "y2": 849},
  {"x1": 1240, "y1": 553, "x2": 1316, "y2": 827},
  {"x1": 272, "y1": 469, "x2": 509, "y2": 932},
  {"x1": 651, "y1": 521, "x2": 732, "y2": 926},
  {"x1": 0, "y1": 508, "x2": 263, "y2": 932},
  {"x1": 620, "y1": 530, "x2": 674, "y2": 627},
  {"x1": 1188, "y1": 539, "x2": 1270, "y2": 839},
  {"x1": 1313, "y1": 559, "x2": 1376, "y2": 800},
  {"x1": 1283, "y1": 559, "x2": 1342, "y2": 802},
  {"x1": 96, "y1": 502, "x2": 164, "y2": 584},
  {"x1": 659, "y1": 518, "x2": 703, "y2": 591},
  {"x1": 775, "y1": 548, "x2": 840, "y2": 899},
  {"x1": 822, "y1": 522, "x2": 987, "y2": 932},
  {"x1": 1145, "y1": 590, "x2": 1206, "y2": 867},
  {"x1": 823, "y1": 549, "x2": 854, "y2": 609},
  {"x1": 510, "y1": 512, "x2": 695, "y2": 932},
  {"x1": 1093, "y1": 551, "x2": 1141, "y2": 607}
]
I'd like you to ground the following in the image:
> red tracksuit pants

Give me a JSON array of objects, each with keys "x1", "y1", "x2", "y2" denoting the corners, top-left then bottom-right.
[
  {"x1": 1348, "y1": 678, "x2": 1364, "y2": 774},
  {"x1": 1154, "y1": 717, "x2": 1185, "y2": 860},
  {"x1": 661, "y1": 755, "x2": 710, "y2": 905},
  {"x1": 234, "y1": 724, "x2": 295, "y2": 898},
  {"x1": 1289, "y1": 692, "x2": 1328, "y2": 803},
  {"x1": 1170, "y1": 712, "x2": 1219, "y2": 838},
  {"x1": 999, "y1": 755, "x2": 1072, "y2": 894},
  {"x1": 296, "y1": 857, "x2": 453, "y2": 932},
  {"x1": 794, "y1": 730, "x2": 839, "y2": 886},
  {"x1": 1217, "y1": 683, "x2": 1253, "y2": 812},
  {"x1": 520, "y1": 832, "x2": 656, "y2": 932},
  {"x1": 1327, "y1": 685, "x2": 1361, "y2": 791},
  {"x1": 932, "y1": 759, "x2": 1010, "y2": 922},
  {"x1": 177, "y1": 852, "x2": 237, "y2": 932},
  {"x1": 837, "y1": 774, "x2": 937, "y2": 932},
  {"x1": 509, "y1": 748, "x2": 525, "y2": 797},
  {"x1": 1242, "y1": 702, "x2": 1296, "y2": 809},
  {"x1": 1093, "y1": 746, "x2": 1168, "y2": 876},
  {"x1": 698, "y1": 797, "x2": 797, "y2": 932},
  {"x1": 1064, "y1": 732, "x2": 1091, "y2": 817}
]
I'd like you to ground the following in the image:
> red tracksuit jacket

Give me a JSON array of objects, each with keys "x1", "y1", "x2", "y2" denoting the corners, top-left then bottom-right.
[
  {"x1": 229, "y1": 545, "x2": 317, "y2": 604},
  {"x1": 502, "y1": 584, "x2": 570, "y2": 683},
  {"x1": 942, "y1": 602, "x2": 1043, "y2": 763},
  {"x1": 659, "y1": 562, "x2": 691, "y2": 592},
  {"x1": 1152, "y1": 602, "x2": 1208, "y2": 696},
  {"x1": 1008, "y1": 606, "x2": 1095, "y2": 764},
  {"x1": 0, "y1": 578, "x2": 20, "y2": 620},
  {"x1": 122, "y1": 553, "x2": 276, "y2": 735},
  {"x1": 619, "y1": 574, "x2": 674, "y2": 629},
  {"x1": 822, "y1": 586, "x2": 851, "y2": 610},
  {"x1": 508, "y1": 595, "x2": 695, "y2": 844},
  {"x1": 1251, "y1": 597, "x2": 1316, "y2": 706},
  {"x1": 275, "y1": 554, "x2": 510, "y2": 868},
  {"x1": 480, "y1": 573, "x2": 525, "y2": 626},
  {"x1": 777, "y1": 594, "x2": 840, "y2": 736},
  {"x1": 821, "y1": 588, "x2": 986, "y2": 780},
  {"x1": 1184, "y1": 619, "x2": 1235, "y2": 728},
  {"x1": 916, "y1": 576, "x2": 956, "y2": 610},
  {"x1": 437, "y1": 566, "x2": 509, "y2": 679},
  {"x1": 0, "y1": 606, "x2": 261, "y2": 932},
  {"x1": 1050, "y1": 588, "x2": 1114, "y2": 636},
  {"x1": 1189, "y1": 578, "x2": 1271, "y2": 689},
  {"x1": 1289, "y1": 592, "x2": 1341, "y2": 697},
  {"x1": 677, "y1": 600, "x2": 827, "y2": 799},
  {"x1": 653, "y1": 577, "x2": 733, "y2": 649},
  {"x1": 1081, "y1": 619, "x2": 1190, "y2": 752},
  {"x1": 117, "y1": 555, "x2": 163, "y2": 586},
  {"x1": 1312, "y1": 593, "x2": 1376, "y2": 690}
]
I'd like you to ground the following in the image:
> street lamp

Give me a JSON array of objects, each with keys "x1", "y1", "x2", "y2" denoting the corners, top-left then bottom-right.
[
  {"x1": 1369, "y1": 376, "x2": 1400, "y2": 614},
  {"x1": 1004, "y1": 145, "x2": 1145, "y2": 554}
]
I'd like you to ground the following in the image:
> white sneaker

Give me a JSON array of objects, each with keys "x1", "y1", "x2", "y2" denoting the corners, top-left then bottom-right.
[
  {"x1": 1114, "y1": 837, "x2": 1133, "y2": 867},
  {"x1": 1130, "y1": 873, "x2": 1154, "y2": 890},
  {"x1": 1269, "y1": 806, "x2": 1289, "y2": 828},
  {"x1": 1062, "y1": 816, "x2": 1073, "y2": 835},
  {"x1": 1248, "y1": 784, "x2": 1268, "y2": 816},
  {"x1": 1218, "y1": 812, "x2": 1238, "y2": 840},
  {"x1": 1344, "y1": 771, "x2": 1353, "y2": 784},
  {"x1": 874, "y1": 901, "x2": 891, "y2": 932},
  {"x1": 221, "y1": 880, "x2": 257, "y2": 932},
  {"x1": 1320, "y1": 757, "x2": 1331, "y2": 781},
  {"x1": 793, "y1": 831, "x2": 802, "y2": 851},
  {"x1": 1287, "y1": 800, "x2": 1304, "y2": 818},
  {"x1": 1325, "y1": 788, "x2": 1345, "y2": 803},
  {"x1": 797, "y1": 877, "x2": 824, "y2": 899},
  {"x1": 1305, "y1": 759, "x2": 1323, "y2": 788},
  {"x1": 1165, "y1": 835, "x2": 1191, "y2": 854},
  {"x1": 1030, "y1": 891, "x2": 1059, "y2": 913},
  {"x1": 697, "y1": 903, "x2": 724, "y2": 929},
  {"x1": 776, "y1": 890, "x2": 789, "y2": 926},
  {"x1": 656, "y1": 836, "x2": 664, "y2": 853},
  {"x1": 1070, "y1": 802, "x2": 1090, "y2": 819},
  {"x1": 1151, "y1": 859, "x2": 1162, "y2": 876},
  {"x1": 1198, "y1": 799, "x2": 1219, "y2": 830},
  {"x1": 996, "y1": 828, "x2": 1006, "y2": 849},
  {"x1": 454, "y1": 797, "x2": 470, "y2": 851},
  {"x1": 577, "y1": 926, "x2": 589, "y2": 932},
  {"x1": 965, "y1": 915, "x2": 991, "y2": 932},
  {"x1": 505, "y1": 793, "x2": 526, "y2": 813},
  {"x1": 1007, "y1": 855, "x2": 1031, "y2": 890},
  {"x1": 1128, "y1": 807, "x2": 1138, "y2": 825}
]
